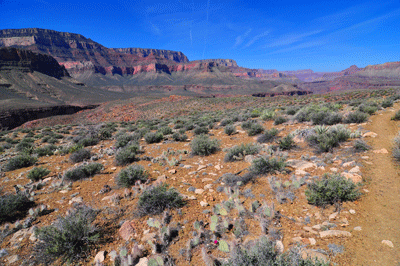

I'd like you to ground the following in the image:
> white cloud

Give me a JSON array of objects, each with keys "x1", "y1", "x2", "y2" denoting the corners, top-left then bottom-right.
[{"x1": 244, "y1": 31, "x2": 270, "y2": 48}]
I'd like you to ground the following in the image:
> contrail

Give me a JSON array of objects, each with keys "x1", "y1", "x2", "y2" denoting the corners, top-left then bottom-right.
[{"x1": 202, "y1": 0, "x2": 210, "y2": 59}]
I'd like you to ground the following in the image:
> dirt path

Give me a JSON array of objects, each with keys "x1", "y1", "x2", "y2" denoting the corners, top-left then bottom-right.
[{"x1": 337, "y1": 104, "x2": 400, "y2": 265}]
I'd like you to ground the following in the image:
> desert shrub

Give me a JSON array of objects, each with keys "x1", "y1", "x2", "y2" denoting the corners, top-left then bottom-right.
[
  {"x1": 393, "y1": 133, "x2": 400, "y2": 161},
  {"x1": 278, "y1": 134, "x2": 295, "y2": 150},
  {"x1": 28, "y1": 167, "x2": 51, "y2": 181},
  {"x1": 260, "y1": 110, "x2": 276, "y2": 121},
  {"x1": 115, "y1": 133, "x2": 140, "y2": 148},
  {"x1": 286, "y1": 107, "x2": 300, "y2": 115},
  {"x1": 305, "y1": 174, "x2": 361, "y2": 209},
  {"x1": 77, "y1": 136, "x2": 99, "y2": 147},
  {"x1": 69, "y1": 148, "x2": 91, "y2": 163},
  {"x1": 274, "y1": 116, "x2": 287, "y2": 125},
  {"x1": 311, "y1": 111, "x2": 342, "y2": 125},
  {"x1": 5, "y1": 137, "x2": 19, "y2": 144},
  {"x1": 137, "y1": 183, "x2": 185, "y2": 216},
  {"x1": 246, "y1": 123, "x2": 264, "y2": 136},
  {"x1": 144, "y1": 132, "x2": 164, "y2": 144},
  {"x1": 250, "y1": 109, "x2": 262, "y2": 118},
  {"x1": 5, "y1": 154, "x2": 37, "y2": 171},
  {"x1": 63, "y1": 163, "x2": 103, "y2": 181},
  {"x1": 222, "y1": 173, "x2": 254, "y2": 187},
  {"x1": 220, "y1": 118, "x2": 232, "y2": 127},
  {"x1": 241, "y1": 120, "x2": 255, "y2": 130},
  {"x1": 306, "y1": 125, "x2": 350, "y2": 152},
  {"x1": 16, "y1": 139, "x2": 34, "y2": 152},
  {"x1": 158, "y1": 126, "x2": 173, "y2": 135},
  {"x1": 344, "y1": 111, "x2": 369, "y2": 123},
  {"x1": 0, "y1": 146, "x2": 3, "y2": 153},
  {"x1": 0, "y1": 192, "x2": 34, "y2": 223},
  {"x1": 381, "y1": 99, "x2": 393, "y2": 108},
  {"x1": 115, "y1": 144, "x2": 140, "y2": 166},
  {"x1": 224, "y1": 124, "x2": 237, "y2": 136},
  {"x1": 353, "y1": 139, "x2": 370, "y2": 152},
  {"x1": 248, "y1": 156, "x2": 286, "y2": 176},
  {"x1": 34, "y1": 144, "x2": 57, "y2": 157},
  {"x1": 224, "y1": 143, "x2": 261, "y2": 162},
  {"x1": 391, "y1": 110, "x2": 400, "y2": 121},
  {"x1": 98, "y1": 127, "x2": 114, "y2": 140},
  {"x1": 223, "y1": 236, "x2": 329, "y2": 266},
  {"x1": 172, "y1": 132, "x2": 187, "y2": 142},
  {"x1": 257, "y1": 128, "x2": 279, "y2": 143},
  {"x1": 193, "y1": 126, "x2": 209, "y2": 135},
  {"x1": 358, "y1": 103, "x2": 377, "y2": 115},
  {"x1": 34, "y1": 205, "x2": 99, "y2": 264},
  {"x1": 116, "y1": 164, "x2": 148, "y2": 188},
  {"x1": 190, "y1": 135, "x2": 220, "y2": 156}
]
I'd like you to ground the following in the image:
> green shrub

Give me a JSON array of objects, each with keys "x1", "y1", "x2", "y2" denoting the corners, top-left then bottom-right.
[
  {"x1": 224, "y1": 143, "x2": 261, "y2": 162},
  {"x1": 34, "y1": 144, "x2": 57, "y2": 157},
  {"x1": 0, "y1": 192, "x2": 34, "y2": 223},
  {"x1": 248, "y1": 156, "x2": 286, "y2": 176},
  {"x1": 353, "y1": 139, "x2": 370, "y2": 152},
  {"x1": 278, "y1": 134, "x2": 295, "y2": 150},
  {"x1": 344, "y1": 111, "x2": 369, "y2": 123},
  {"x1": 223, "y1": 236, "x2": 329, "y2": 266},
  {"x1": 311, "y1": 111, "x2": 342, "y2": 125},
  {"x1": 98, "y1": 127, "x2": 113, "y2": 140},
  {"x1": 220, "y1": 119, "x2": 232, "y2": 126},
  {"x1": 246, "y1": 123, "x2": 264, "y2": 136},
  {"x1": 5, "y1": 154, "x2": 37, "y2": 171},
  {"x1": 63, "y1": 163, "x2": 103, "y2": 181},
  {"x1": 115, "y1": 144, "x2": 140, "y2": 166},
  {"x1": 391, "y1": 110, "x2": 400, "y2": 121},
  {"x1": 116, "y1": 164, "x2": 148, "y2": 188},
  {"x1": 137, "y1": 183, "x2": 185, "y2": 216},
  {"x1": 305, "y1": 174, "x2": 361, "y2": 209},
  {"x1": 274, "y1": 116, "x2": 287, "y2": 125},
  {"x1": 15, "y1": 140, "x2": 34, "y2": 153},
  {"x1": 144, "y1": 132, "x2": 164, "y2": 144},
  {"x1": 28, "y1": 167, "x2": 51, "y2": 181},
  {"x1": 381, "y1": 99, "x2": 393, "y2": 108},
  {"x1": 358, "y1": 103, "x2": 377, "y2": 115},
  {"x1": 172, "y1": 132, "x2": 187, "y2": 142},
  {"x1": 190, "y1": 135, "x2": 220, "y2": 156},
  {"x1": 260, "y1": 110, "x2": 276, "y2": 121},
  {"x1": 34, "y1": 205, "x2": 99, "y2": 264},
  {"x1": 257, "y1": 128, "x2": 279, "y2": 143},
  {"x1": 306, "y1": 125, "x2": 350, "y2": 152},
  {"x1": 77, "y1": 136, "x2": 99, "y2": 147},
  {"x1": 158, "y1": 126, "x2": 173, "y2": 135},
  {"x1": 69, "y1": 148, "x2": 91, "y2": 163},
  {"x1": 115, "y1": 133, "x2": 140, "y2": 148},
  {"x1": 224, "y1": 124, "x2": 237, "y2": 136},
  {"x1": 193, "y1": 126, "x2": 209, "y2": 135}
]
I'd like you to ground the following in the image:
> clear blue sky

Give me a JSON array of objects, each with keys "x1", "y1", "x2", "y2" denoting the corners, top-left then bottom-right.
[{"x1": 1, "y1": 0, "x2": 399, "y2": 71}]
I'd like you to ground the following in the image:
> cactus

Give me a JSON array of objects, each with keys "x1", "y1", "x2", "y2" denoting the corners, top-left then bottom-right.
[
  {"x1": 251, "y1": 200, "x2": 260, "y2": 213},
  {"x1": 193, "y1": 220, "x2": 201, "y2": 230},
  {"x1": 219, "y1": 207, "x2": 228, "y2": 216},
  {"x1": 218, "y1": 240, "x2": 230, "y2": 252},
  {"x1": 148, "y1": 256, "x2": 164, "y2": 266}
]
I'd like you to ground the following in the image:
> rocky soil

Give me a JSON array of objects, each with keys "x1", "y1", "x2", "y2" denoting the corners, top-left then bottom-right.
[{"x1": 0, "y1": 94, "x2": 399, "y2": 265}]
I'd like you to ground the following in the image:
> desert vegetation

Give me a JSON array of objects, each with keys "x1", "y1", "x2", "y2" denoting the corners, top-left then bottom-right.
[{"x1": 0, "y1": 88, "x2": 399, "y2": 265}]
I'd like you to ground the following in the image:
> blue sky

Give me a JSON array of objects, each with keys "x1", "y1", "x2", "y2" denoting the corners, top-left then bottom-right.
[{"x1": 1, "y1": 0, "x2": 399, "y2": 71}]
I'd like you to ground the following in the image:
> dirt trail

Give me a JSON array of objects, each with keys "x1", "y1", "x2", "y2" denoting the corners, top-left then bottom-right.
[{"x1": 337, "y1": 104, "x2": 400, "y2": 265}]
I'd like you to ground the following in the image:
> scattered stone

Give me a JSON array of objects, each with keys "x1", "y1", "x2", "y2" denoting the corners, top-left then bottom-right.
[
  {"x1": 69, "y1": 196, "x2": 83, "y2": 205},
  {"x1": 136, "y1": 257, "x2": 149, "y2": 266},
  {"x1": 341, "y1": 172, "x2": 362, "y2": 183},
  {"x1": 94, "y1": 251, "x2": 105, "y2": 263},
  {"x1": 99, "y1": 184, "x2": 111, "y2": 194},
  {"x1": 202, "y1": 178, "x2": 213, "y2": 182},
  {"x1": 362, "y1": 132, "x2": 377, "y2": 138},
  {"x1": 276, "y1": 240, "x2": 284, "y2": 253},
  {"x1": 131, "y1": 244, "x2": 144, "y2": 261},
  {"x1": 312, "y1": 224, "x2": 322, "y2": 230},
  {"x1": 188, "y1": 171, "x2": 197, "y2": 175},
  {"x1": 188, "y1": 196, "x2": 196, "y2": 200},
  {"x1": 197, "y1": 165, "x2": 207, "y2": 171},
  {"x1": 309, "y1": 238, "x2": 316, "y2": 245},
  {"x1": 109, "y1": 250, "x2": 118, "y2": 261},
  {"x1": 195, "y1": 189, "x2": 204, "y2": 194},
  {"x1": 361, "y1": 156, "x2": 369, "y2": 159},
  {"x1": 215, "y1": 165, "x2": 222, "y2": 170},
  {"x1": 303, "y1": 226, "x2": 318, "y2": 235},
  {"x1": 330, "y1": 167, "x2": 338, "y2": 173},
  {"x1": 119, "y1": 221, "x2": 135, "y2": 241},
  {"x1": 200, "y1": 201, "x2": 209, "y2": 207},
  {"x1": 342, "y1": 161, "x2": 356, "y2": 168},
  {"x1": 110, "y1": 167, "x2": 117, "y2": 171},
  {"x1": 287, "y1": 160, "x2": 317, "y2": 171},
  {"x1": 291, "y1": 237, "x2": 302, "y2": 243},
  {"x1": 382, "y1": 240, "x2": 394, "y2": 248},
  {"x1": 354, "y1": 226, "x2": 362, "y2": 231},
  {"x1": 187, "y1": 186, "x2": 196, "y2": 192},
  {"x1": 7, "y1": 255, "x2": 20, "y2": 264},
  {"x1": 141, "y1": 233, "x2": 156, "y2": 242},
  {"x1": 244, "y1": 155, "x2": 254, "y2": 163},
  {"x1": 204, "y1": 184, "x2": 213, "y2": 190},
  {"x1": 349, "y1": 166, "x2": 361, "y2": 174},
  {"x1": 295, "y1": 170, "x2": 308, "y2": 176},
  {"x1": 183, "y1": 165, "x2": 193, "y2": 169},
  {"x1": 319, "y1": 230, "x2": 351, "y2": 238},
  {"x1": 168, "y1": 169, "x2": 177, "y2": 174},
  {"x1": 373, "y1": 148, "x2": 388, "y2": 154},
  {"x1": 329, "y1": 212, "x2": 339, "y2": 221},
  {"x1": 349, "y1": 209, "x2": 356, "y2": 214}
]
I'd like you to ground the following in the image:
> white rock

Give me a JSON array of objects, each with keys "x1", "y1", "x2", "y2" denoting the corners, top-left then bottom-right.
[
  {"x1": 329, "y1": 212, "x2": 339, "y2": 221},
  {"x1": 319, "y1": 230, "x2": 351, "y2": 238},
  {"x1": 309, "y1": 238, "x2": 316, "y2": 245},
  {"x1": 200, "y1": 201, "x2": 209, "y2": 207},
  {"x1": 349, "y1": 166, "x2": 361, "y2": 174},
  {"x1": 276, "y1": 240, "x2": 284, "y2": 253},
  {"x1": 195, "y1": 189, "x2": 204, "y2": 194},
  {"x1": 204, "y1": 184, "x2": 213, "y2": 189},
  {"x1": 354, "y1": 226, "x2": 362, "y2": 231},
  {"x1": 330, "y1": 167, "x2": 338, "y2": 173},
  {"x1": 136, "y1": 257, "x2": 149, "y2": 266},
  {"x1": 349, "y1": 209, "x2": 356, "y2": 214},
  {"x1": 382, "y1": 240, "x2": 394, "y2": 248},
  {"x1": 69, "y1": 196, "x2": 83, "y2": 205},
  {"x1": 343, "y1": 161, "x2": 356, "y2": 168},
  {"x1": 94, "y1": 251, "x2": 105, "y2": 263}
]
